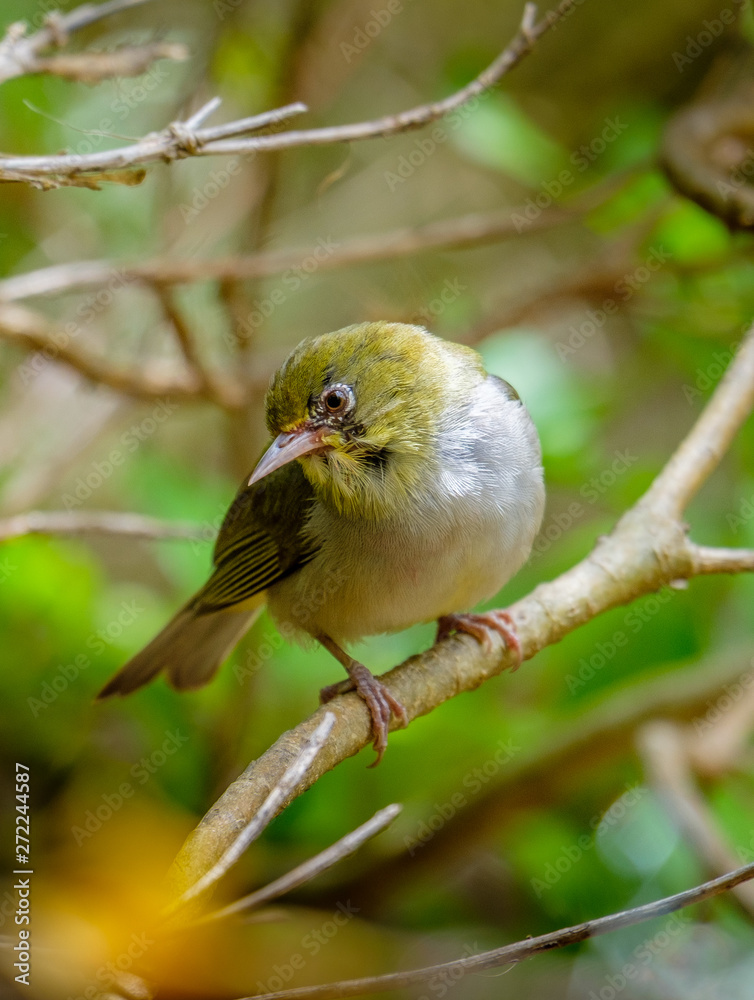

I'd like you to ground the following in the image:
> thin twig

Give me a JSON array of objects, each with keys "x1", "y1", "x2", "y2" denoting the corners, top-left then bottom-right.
[
  {"x1": 689, "y1": 544, "x2": 754, "y2": 575},
  {"x1": 190, "y1": 804, "x2": 402, "y2": 927},
  {"x1": 0, "y1": 510, "x2": 202, "y2": 542},
  {"x1": 638, "y1": 721, "x2": 754, "y2": 915},
  {"x1": 0, "y1": 2, "x2": 577, "y2": 186},
  {"x1": 0, "y1": 301, "x2": 249, "y2": 405},
  {"x1": 228, "y1": 863, "x2": 754, "y2": 1000},
  {"x1": 164, "y1": 713, "x2": 336, "y2": 916},
  {"x1": 0, "y1": 207, "x2": 574, "y2": 300},
  {"x1": 151, "y1": 284, "x2": 243, "y2": 409},
  {"x1": 29, "y1": 42, "x2": 189, "y2": 85},
  {"x1": 0, "y1": 0, "x2": 186, "y2": 85}
]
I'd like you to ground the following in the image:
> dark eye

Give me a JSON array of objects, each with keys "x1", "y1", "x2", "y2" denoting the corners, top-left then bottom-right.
[
  {"x1": 321, "y1": 384, "x2": 354, "y2": 416},
  {"x1": 325, "y1": 391, "x2": 347, "y2": 411}
]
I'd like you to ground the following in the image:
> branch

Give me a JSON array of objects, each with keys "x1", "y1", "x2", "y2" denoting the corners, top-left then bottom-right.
[
  {"x1": 661, "y1": 101, "x2": 754, "y2": 230},
  {"x1": 191, "y1": 803, "x2": 402, "y2": 928},
  {"x1": 688, "y1": 544, "x2": 754, "y2": 575},
  {"x1": 0, "y1": 0, "x2": 187, "y2": 85},
  {"x1": 0, "y1": 301, "x2": 249, "y2": 406},
  {"x1": 228, "y1": 863, "x2": 754, "y2": 1000},
  {"x1": 0, "y1": 510, "x2": 203, "y2": 542},
  {"x1": 165, "y1": 321, "x2": 754, "y2": 902},
  {"x1": 0, "y1": 1, "x2": 578, "y2": 186},
  {"x1": 165, "y1": 714, "x2": 336, "y2": 916},
  {"x1": 638, "y1": 722, "x2": 754, "y2": 915},
  {"x1": 0, "y1": 207, "x2": 578, "y2": 300},
  {"x1": 337, "y1": 645, "x2": 754, "y2": 906},
  {"x1": 152, "y1": 284, "x2": 244, "y2": 409}
]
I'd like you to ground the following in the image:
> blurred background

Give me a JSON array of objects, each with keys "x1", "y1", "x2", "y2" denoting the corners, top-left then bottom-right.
[{"x1": 2, "y1": 0, "x2": 754, "y2": 996}]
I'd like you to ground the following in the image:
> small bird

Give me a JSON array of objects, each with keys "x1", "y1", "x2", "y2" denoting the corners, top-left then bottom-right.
[{"x1": 98, "y1": 322, "x2": 545, "y2": 763}]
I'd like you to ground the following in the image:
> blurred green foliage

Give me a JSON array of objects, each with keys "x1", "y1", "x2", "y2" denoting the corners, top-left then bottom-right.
[{"x1": 1, "y1": 0, "x2": 754, "y2": 997}]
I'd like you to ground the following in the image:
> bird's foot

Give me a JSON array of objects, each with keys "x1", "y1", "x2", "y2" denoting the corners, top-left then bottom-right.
[
  {"x1": 435, "y1": 611, "x2": 522, "y2": 669},
  {"x1": 319, "y1": 662, "x2": 408, "y2": 767}
]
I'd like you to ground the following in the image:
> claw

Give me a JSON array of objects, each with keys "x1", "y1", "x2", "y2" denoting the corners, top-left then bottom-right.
[
  {"x1": 435, "y1": 611, "x2": 522, "y2": 669},
  {"x1": 317, "y1": 635, "x2": 407, "y2": 765}
]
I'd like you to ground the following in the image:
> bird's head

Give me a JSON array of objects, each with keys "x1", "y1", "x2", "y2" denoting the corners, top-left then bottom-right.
[{"x1": 248, "y1": 322, "x2": 485, "y2": 519}]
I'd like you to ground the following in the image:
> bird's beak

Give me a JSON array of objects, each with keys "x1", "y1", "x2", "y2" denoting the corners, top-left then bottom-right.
[{"x1": 248, "y1": 424, "x2": 331, "y2": 486}]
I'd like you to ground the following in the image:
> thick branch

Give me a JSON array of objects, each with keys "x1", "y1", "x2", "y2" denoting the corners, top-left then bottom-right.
[
  {"x1": 661, "y1": 102, "x2": 754, "y2": 230},
  {"x1": 165, "y1": 322, "x2": 754, "y2": 902},
  {"x1": 0, "y1": 2, "x2": 577, "y2": 186}
]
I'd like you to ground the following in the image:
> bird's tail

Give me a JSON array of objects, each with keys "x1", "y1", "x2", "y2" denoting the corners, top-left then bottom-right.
[{"x1": 96, "y1": 601, "x2": 261, "y2": 698}]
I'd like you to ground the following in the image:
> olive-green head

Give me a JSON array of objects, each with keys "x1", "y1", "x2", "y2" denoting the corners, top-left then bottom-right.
[{"x1": 249, "y1": 322, "x2": 486, "y2": 519}]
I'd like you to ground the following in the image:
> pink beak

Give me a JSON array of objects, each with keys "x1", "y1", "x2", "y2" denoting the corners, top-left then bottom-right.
[{"x1": 248, "y1": 424, "x2": 331, "y2": 486}]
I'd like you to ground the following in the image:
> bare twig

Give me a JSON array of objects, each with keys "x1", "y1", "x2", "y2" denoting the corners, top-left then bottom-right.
[
  {"x1": 165, "y1": 322, "x2": 754, "y2": 901},
  {"x1": 638, "y1": 721, "x2": 754, "y2": 915},
  {"x1": 0, "y1": 509, "x2": 202, "y2": 542},
  {"x1": 0, "y1": 301, "x2": 249, "y2": 405},
  {"x1": 164, "y1": 713, "x2": 336, "y2": 915},
  {"x1": 152, "y1": 284, "x2": 243, "y2": 409},
  {"x1": 0, "y1": 0, "x2": 150, "y2": 81},
  {"x1": 338, "y1": 645, "x2": 754, "y2": 907},
  {"x1": 191, "y1": 803, "x2": 402, "y2": 927},
  {"x1": 688, "y1": 544, "x2": 754, "y2": 575},
  {"x1": 28, "y1": 42, "x2": 189, "y2": 85},
  {"x1": 0, "y1": 0, "x2": 187, "y2": 85},
  {"x1": 0, "y1": 2, "x2": 578, "y2": 186},
  {"x1": 0, "y1": 206, "x2": 579, "y2": 301},
  {"x1": 227, "y1": 863, "x2": 754, "y2": 1000}
]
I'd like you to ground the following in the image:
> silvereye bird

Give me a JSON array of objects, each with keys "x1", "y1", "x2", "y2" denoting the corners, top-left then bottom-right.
[{"x1": 99, "y1": 322, "x2": 545, "y2": 762}]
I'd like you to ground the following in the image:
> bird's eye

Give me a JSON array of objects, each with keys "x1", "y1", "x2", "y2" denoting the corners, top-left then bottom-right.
[{"x1": 321, "y1": 384, "x2": 354, "y2": 416}]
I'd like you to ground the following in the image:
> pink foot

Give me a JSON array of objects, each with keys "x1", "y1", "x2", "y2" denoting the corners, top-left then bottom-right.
[
  {"x1": 320, "y1": 663, "x2": 408, "y2": 767},
  {"x1": 436, "y1": 611, "x2": 522, "y2": 669}
]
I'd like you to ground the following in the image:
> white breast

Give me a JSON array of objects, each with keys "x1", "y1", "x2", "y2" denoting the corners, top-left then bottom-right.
[{"x1": 267, "y1": 377, "x2": 544, "y2": 645}]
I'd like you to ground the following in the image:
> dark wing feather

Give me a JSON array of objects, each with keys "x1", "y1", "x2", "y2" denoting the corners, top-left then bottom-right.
[{"x1": 193, "y1": 458, "x2": 318, "y2": 613}]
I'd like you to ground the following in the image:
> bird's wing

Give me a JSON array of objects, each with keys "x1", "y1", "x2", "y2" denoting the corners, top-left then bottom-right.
[{"x1": 193, "y1": 459, "x2": 318, "y2": 613}]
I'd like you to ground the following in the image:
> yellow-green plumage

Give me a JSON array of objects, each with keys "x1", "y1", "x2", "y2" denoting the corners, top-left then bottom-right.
[{"x1": 98, "y1": 322, "x2": 545, "y2": 762}]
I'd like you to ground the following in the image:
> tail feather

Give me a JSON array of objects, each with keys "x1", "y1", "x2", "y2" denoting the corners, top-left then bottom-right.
[{"x1": 97, "y1": 604, "x2": 260, "y2": 699}]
